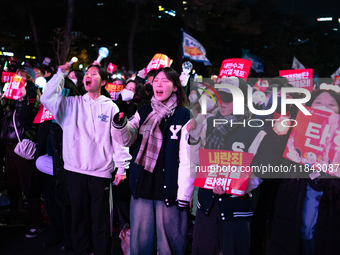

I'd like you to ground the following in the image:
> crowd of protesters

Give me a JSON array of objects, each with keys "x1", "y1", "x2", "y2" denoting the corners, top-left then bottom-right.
[{"x1": 0, "y1": 54, "x2": 339, "y2": 255}]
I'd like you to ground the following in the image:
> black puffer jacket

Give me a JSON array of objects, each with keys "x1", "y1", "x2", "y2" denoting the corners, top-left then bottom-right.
[{"x1": 0, "y1": 98, "x2": 38, "y2": 145}]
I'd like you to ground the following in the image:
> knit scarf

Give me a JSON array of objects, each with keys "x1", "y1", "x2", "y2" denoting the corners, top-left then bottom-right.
[
  {"x1": 135, "y1": 93, "x2": 178, "y2": 172},
  {"x1": 205, "y1": 107, "x2": 252, "y2": 150}
]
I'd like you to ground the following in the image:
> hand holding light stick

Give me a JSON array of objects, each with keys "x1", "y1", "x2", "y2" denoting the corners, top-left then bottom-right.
[
  {"x1": 96, "y1": 47, "x2": 109, "y2": 63},
  {"x1": 69, "y1": 57, "x2": 78, "y2": 65}
]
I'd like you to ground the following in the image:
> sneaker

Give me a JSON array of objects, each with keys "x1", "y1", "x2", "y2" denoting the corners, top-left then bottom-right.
[{"x1": 26, "y1": 228, "x2": 45, "y2": 238}]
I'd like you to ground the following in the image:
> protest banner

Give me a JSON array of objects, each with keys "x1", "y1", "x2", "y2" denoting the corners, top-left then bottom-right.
[
  {"x1": 333, "y1": 76, "x2": 340, "y2": 85},
  {"x1": 279, "y1": 68, "x2": 313, "y2": 92},
  {"x1": 283, "y1": 106, "x2": 340, "y2": 177},
  {"x1": 33, "y1": 104, "x2": 54, "y2": 124},
  {"x1": 218, "y1": 58, "x2": 252, "y2": 81},
  {"x1": 242, "y1": 50, "x2": 264, "y2": 73},
  {"x1": 3, "y1": 74, "x2": 26, "y2": 100},
  {"x1": 182, "y1": 30, "x2": 212, "y2": 66},
  {"x1": 105, "y1": 83, "x2": 124, "y2": 100},
  {"x1": 292, "y1": 56, "x2": 306, "y2": 69},
  {"x1": 144, "y1": 53, "x2": 171, "y2": 75},
  {"x1": 193, "y1": 149, "x2": 254, "y2": 196},
  {"x1": 1, "y1": 72, "x2": 15, "y2": 83},
  {"x1": 107, "y1": 63, "x2": 117, "y2": 74}
]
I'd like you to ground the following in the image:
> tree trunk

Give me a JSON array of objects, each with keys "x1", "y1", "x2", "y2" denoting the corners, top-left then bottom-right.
[
  {"x1": 61, "y1": 0, "x2": 75, "y2": 64},
  {"x1": 128, "y1": 3, "x2": 140, "y2": 72},
  {"x1": 26, "y1": 2, "x2": 43, "y2": 64}
]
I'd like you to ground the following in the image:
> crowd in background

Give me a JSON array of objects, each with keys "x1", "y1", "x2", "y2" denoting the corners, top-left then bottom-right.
[{"x1": 0, "y1": 55, "x2": 339, "y2": 255}]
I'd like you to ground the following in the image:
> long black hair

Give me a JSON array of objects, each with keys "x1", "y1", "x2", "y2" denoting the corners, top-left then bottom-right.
[{"x1": 153, "y1": 67, "x2": 188, "y2": 107}]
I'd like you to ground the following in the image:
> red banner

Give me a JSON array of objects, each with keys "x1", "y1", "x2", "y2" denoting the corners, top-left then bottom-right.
[
  {"x1": 279, "y1": 68, "x2": 313, "y2": 92},
  {"x1": 105, "y1": 83, "x2": 124, "y2": 100},
  {"x1": 107, "y1": 63, "x2": 117, "y2": 74},
  {"x1": 218, "y1": 58, "x2": 252, "y2": 81},
  {"x1": 33, "y1": 104, "x2": 54, "y2": 124},
  {"x1": 283, "y1": 106, "x2": 340, "y2": 177},
  {"x1": 1, "y1": 72, "x2": 16, "y2": 83},
  {"x1": 3, "y1": 74, "x2": 26, "y2": 100},
  {"x1": 144, "y1": 54, "x2": 171, "y2": 75},
  {"x1": 193, "y1": 149, "x2": 254, "y2": 196}
]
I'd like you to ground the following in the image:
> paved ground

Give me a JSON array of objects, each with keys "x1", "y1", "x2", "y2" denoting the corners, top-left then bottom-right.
[{"x1": 0, "y1": 197, "x2": 123, "y2": 255}]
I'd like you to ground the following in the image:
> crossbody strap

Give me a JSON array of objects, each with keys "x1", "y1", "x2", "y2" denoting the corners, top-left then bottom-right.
[{"x1": 12, "y1": 110, "x2": 21, "y2": 143}]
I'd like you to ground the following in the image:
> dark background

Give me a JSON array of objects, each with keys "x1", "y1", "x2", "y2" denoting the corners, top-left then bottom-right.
[{"x1": 1, "y1": 0, "x2": 340, "y2": 78}]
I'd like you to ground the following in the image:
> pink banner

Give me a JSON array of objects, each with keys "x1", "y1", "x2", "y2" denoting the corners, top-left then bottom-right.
[
  {"x1": 33, "y1": 104, "x2": 54, "y2": 124},
  {"x1": 279, "y1": 68, "x2": 313, "y2": 92},
  {"x1": 193, "y1": 149, "x2": 254, "y2": 196},
  {"x1": 3, "y1": 74, "x2": 26, "y2": 100},
  {"x1": 283, "y1": 106, "x2": 340, "y2": 177},
  {"x1": 218, "y1": 58, "x2": 252, "y2": 81}
]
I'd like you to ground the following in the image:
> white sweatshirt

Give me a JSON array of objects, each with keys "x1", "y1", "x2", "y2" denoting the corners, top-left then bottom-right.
[{"x1": 41, "y1": 69, "x2": 131, "y2": 179}]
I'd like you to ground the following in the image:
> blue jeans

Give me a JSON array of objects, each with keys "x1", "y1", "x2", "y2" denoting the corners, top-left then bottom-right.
[{"x1": 130, "y1": 197, "x2": 187, "y2": 255}]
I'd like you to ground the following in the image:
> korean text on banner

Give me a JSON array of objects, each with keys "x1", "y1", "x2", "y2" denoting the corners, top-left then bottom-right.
[
  {"x1": 3, "y1": 74, "x2": 26, "y2": 100},
  {"x1": 105, "y1": 83, "x2": 124, "y2": 101},
  {"x1": 279, "y1": 68, "x2": 313, "y2": 92},
  {"x1": 218, "y1": 58, "x2": 252, "y2": 81},
  {"x1": 144, "y1": 54, "x2": 171, "y2": 75},
  {"x1": 182, "y1": 30, "x2": 212, "y2": 66},
  {"x1": 193, "y1": 149, "x2": 254, "y2": 196},
  {"x1": 283, "y1": 106, "x2": 340, "y2": 177},
  {"x1": 33, "y1": 104, "x2": 55, "y2": 124},
  {"x1": 1, "y1": 72, "x2": 16, "y2": 83}
]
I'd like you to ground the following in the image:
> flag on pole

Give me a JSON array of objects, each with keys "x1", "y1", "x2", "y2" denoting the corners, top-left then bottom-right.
[
  {"x1": 182, "y1": 30, "x2": 212, "y2": 66},
  {"x1": 241, "y1": 49, "x2": 264, "y2": 73},
  {"x1": 292, "y1": 57, "x2": 305, "y2": 69},
  {"x1": 331, "y1": 66, "x2": 340, "y2": 80}
]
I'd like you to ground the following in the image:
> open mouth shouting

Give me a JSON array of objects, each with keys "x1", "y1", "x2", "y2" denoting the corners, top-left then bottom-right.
[{"x1": 155, "y1": 90, "x2": 163, "y2": 97}]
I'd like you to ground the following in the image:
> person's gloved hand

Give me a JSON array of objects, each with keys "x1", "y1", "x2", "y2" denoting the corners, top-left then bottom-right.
[{"x1": 177, "y1": 199, "x2": 189, "y2": 211}]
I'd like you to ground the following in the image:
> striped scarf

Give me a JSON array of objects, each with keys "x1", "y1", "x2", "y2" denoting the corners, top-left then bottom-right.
[{"x1": 135, "y1": 93, "x2": 178, "y2": 172}]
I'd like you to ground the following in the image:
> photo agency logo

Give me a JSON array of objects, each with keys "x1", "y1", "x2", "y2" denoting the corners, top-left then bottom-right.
[{"x1": 193, "y1": 77, "x2": 312, "y2": 128}]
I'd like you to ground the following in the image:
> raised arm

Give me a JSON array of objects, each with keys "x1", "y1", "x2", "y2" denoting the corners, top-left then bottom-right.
[{"x1": 40, "y1": 64, "x2": 71, "y2": 127}]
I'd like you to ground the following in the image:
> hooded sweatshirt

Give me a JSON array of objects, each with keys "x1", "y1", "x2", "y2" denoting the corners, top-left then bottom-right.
[{"x1": 41, "y1": 69, "x2": 131, "y2": 178}]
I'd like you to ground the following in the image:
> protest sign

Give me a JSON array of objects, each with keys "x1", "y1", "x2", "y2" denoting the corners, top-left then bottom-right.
[
  {"x1": 279, "y1": 68, "x2": 313, "y2": 92},
  {"x1": 218, "y1": 58, "x2": 252, "y2": 81},
  {"x1": 33, "y1": 104, "x2": 54, "y2": 123},
  {"x1": 1, "y1": 72, "x2": 15, "y2": 83},
  {"x1": 193, "y1": 149, "x2": 254, "y2": 196},
  {"x1": 283, "y1": 106, "x2": 340, "y2": 177},
  {"x1": 3, "y1": 74, "x2": 26, "y2": 100},
  {"x1": 145, "y1": 54, "x2": 171, "y2": 75},
  {"x1": 105, "y1": 83, "x2": 124, "y2": 100}
]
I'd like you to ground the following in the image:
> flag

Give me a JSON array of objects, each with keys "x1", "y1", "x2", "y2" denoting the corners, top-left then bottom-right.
[
  {"x1": 314, "y1": 70, "x2": 319, "y2": 90},
  {"x1": 241, "y1": 49, "x2": 264, "y2": 73},
  {"x1": 182, "y1": 30, "x2": 212, "y2": 66},
  {"x1": 331, "y1": 66, "x2": 340, "y2": 80},
  {"x1": 292, "y1": 57, "x2": 305, "y2": 69}
]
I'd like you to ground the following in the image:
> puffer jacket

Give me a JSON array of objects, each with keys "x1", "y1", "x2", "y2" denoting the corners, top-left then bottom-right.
[{"x1": 0, "y1": 98, "x2": 38, "y2": 145}]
